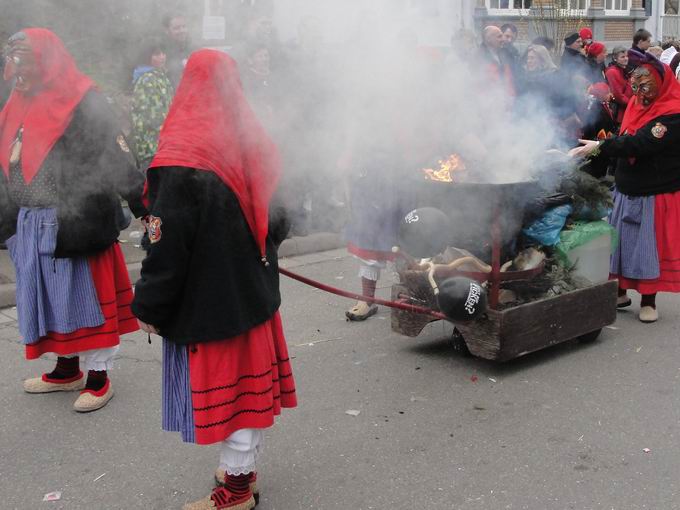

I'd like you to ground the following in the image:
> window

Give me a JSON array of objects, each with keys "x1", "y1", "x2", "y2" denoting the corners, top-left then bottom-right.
[
  {"x1": 487, "y1": 0, "x2": 588, "y2": 11},
  {"x1": 667, "y1": 0, "x2": 679, "y2": 15},
  {"x1": 605, "y1": 0, "x2": 631, "y2": 12},
  {"x1": 488, "y1": 0, "x2": 532, "y2": 8}
]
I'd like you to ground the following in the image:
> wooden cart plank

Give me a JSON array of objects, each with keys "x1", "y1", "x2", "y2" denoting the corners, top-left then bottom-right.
[
  {"x1": 390, "y1": 284, "x2": 437, "y2": 337},
  {"x1": 455, "y1": 312, "x2": 502, "y2": 359},
  {"x1": 492, "y1": 280, "x2": 618, "y2": 361},
  {"x1": 392, "y1": 280, "x2": 618, "y2": 362}
]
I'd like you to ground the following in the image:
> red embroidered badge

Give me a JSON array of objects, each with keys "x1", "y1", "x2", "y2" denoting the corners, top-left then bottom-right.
[
  {"x1": 651, "y1": 122, "x2": 667, "y2": 139},
  {"x1": 148, "y1": 216, "x2": 162, "y2": 243}
]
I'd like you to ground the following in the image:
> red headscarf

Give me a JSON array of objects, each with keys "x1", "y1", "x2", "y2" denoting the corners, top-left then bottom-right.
[
  {"x1": 620, "y1": 62, "x2": 680, "y2": 135},
  {"x1": 150, "y1": 49, "x2": 281, "y2": 258},
  {"x1": 0, "y1": 28, "x2": 94, "y2": 182},
  {"x1": 588, "y1": 82, "x2": 611, "y2": 102},
  {"x1": 586, "y1": 42, "x2": 606, "y2": 58},
  {"x1": 579, "y1": 28, "x2": 593, "y2": 41}
]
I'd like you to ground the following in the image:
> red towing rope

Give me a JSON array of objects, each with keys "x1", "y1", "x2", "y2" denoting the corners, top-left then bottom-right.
[{"x1": 278, "y1": 267, "x2": 447, "y2": 321}]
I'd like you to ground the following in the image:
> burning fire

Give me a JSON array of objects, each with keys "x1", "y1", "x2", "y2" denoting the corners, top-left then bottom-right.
[{"x1": 422, "y1": 154, "x2": 466, "y2": 183}]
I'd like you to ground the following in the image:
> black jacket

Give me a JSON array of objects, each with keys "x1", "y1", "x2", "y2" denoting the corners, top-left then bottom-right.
[
  {"x1": 0, "y1": 90, "x2": 147, "y2": 256},
  {"x1": 560, "y1": 47, "x2": 588, "y2": 74},
  {"x1": 582, "y1": 99, "x2": 618, "y2": 179},
  {"x1": 600, "y1": 113, "x2": 680, "y2": 196},
  {"x1": 131, "y1": 166, "x2": 288, "y2": 345},
  {"x1": 586, "y1": 59, "x2": 606, "y2": 85}
]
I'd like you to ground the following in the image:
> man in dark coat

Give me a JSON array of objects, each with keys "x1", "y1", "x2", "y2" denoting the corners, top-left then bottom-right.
[
  {"x1": 631, "y1": 28, "x2": 652, "y2": 54},
  {"x1": 560, "y1": 32, "x2": 590, "y2": 143},
  {"x1": 162, "y1": 12, "x2": 193, "y2": 87},
  {"x1": 501, "y1": 23, "x2": 520, "y2": 64},
  {"x1": 560, "y1": 32, "x2": 587, "y2": 75}
]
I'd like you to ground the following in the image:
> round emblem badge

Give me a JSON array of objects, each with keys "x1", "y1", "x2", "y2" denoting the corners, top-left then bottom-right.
[{"x1": 651, "y1": 122, "x2": 667, "y2": 139}]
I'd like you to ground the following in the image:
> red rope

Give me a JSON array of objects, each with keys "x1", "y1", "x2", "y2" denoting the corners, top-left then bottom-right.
[{"x1": 278, "y1": 267, "x2": 448, "y2": 320}]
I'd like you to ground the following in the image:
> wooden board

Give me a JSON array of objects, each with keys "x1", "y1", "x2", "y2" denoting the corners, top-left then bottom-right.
[
  {"x1": 457, "y1": 280, "x2": 618, "y2": 361},
  {"x1": 390, "y1": 284, "x2": 437, "y2": 337}
]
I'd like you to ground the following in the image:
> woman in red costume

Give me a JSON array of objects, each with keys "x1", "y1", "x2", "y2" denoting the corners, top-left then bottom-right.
[
  {"x1": 131, "y1": 49, "x2": 296, "y2": 510},
  {"x1": 0, "y1": 29, "x2": 146, "y2": 412},
  {"x1": 571, "y1": 51, "x2": 680, "y2": 323}
]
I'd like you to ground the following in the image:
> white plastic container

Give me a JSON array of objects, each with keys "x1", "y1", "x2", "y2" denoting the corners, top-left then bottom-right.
[{"x1": 566, "y1": 232, "x2": 612, "y2": 284}]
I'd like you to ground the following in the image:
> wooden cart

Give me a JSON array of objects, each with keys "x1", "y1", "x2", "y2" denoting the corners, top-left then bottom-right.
[
  {"x1": 391, "y1": 178, "x2": 618, "y2": 361},
  {"x1": 391, "y1": 279, "x2": 618, "y2": 362}
]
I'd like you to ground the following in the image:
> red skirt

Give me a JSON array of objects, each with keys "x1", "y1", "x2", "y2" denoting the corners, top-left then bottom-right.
[
  {"x1": 25, "y1": 243, "x2": 138, "y2": 359},
  {"x1": 616, "y1": 191, "x2": 680, "y2": 294},
  {"x1": 188, "y1": 312, "x2": 297, "y2": 445}
]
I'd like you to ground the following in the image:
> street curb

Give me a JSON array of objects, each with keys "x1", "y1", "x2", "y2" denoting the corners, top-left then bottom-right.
[
  {"x1": 0, "y1": 283, "x2": 15, "y2": 309},
  {"x1": 0, "y1": 232, "x2": 345, "y2": 309},
  {"x1": 278, "y1": 232, "x2": 344, "y2": 258}
]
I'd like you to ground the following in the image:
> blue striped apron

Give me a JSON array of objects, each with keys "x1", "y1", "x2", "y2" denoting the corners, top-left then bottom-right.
[
  {"x1": 6, "y1": 207, "x2": 104, "y2": 345},
  {"x1": 162, "y1": 339, "x2": 196, "y2": 443},
  {"x1": 609, "y1": 190, "x2": 660, "y2": 280}
]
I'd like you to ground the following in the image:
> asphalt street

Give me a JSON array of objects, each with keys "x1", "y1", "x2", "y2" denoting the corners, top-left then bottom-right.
[{"x1": 1, "y1": 248, "x2": 680, "y2": 509}]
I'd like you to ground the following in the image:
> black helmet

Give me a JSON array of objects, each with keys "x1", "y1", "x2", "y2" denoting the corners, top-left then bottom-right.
[
  {"x1": 437, "y1": 277, "x2": 487, "y2": 322},
  {"x1": 398, "y1": 207, "x2": 451, "y2": 259}
]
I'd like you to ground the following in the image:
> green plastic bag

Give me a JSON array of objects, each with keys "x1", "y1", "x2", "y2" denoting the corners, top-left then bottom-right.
[{"x1": 555, "y1": 221, "x2": 618, "y2": 266}]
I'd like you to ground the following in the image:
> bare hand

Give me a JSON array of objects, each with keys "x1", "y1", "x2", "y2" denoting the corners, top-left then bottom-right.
[
  {"x1": 138, "y1": 320, "x2": 159, "y2": 335},
  {"x1": 568, "y1": 139, "x2": 600, "y2": 159}
]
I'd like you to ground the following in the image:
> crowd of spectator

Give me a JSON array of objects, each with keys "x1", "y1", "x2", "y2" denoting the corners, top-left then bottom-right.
[
  {"x1": 478, "y1": 25, "x2": 680, "y2": 178},
  {"x1": 3, "y1": 13, "x2": 672, "y2": 237}
]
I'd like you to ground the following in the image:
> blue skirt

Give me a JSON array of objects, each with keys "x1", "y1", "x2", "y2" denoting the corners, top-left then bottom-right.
[{"x1": 344, "y1": 171, "x2": 413, "y2": 258}]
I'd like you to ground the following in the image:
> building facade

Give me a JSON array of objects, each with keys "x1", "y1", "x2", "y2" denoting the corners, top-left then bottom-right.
[
  {"x1": 199, "y1": 0, "x2": 680, "y2": 50},
  {"x1": 473, "y1": 1, "x2": 649, "y2": 48}
]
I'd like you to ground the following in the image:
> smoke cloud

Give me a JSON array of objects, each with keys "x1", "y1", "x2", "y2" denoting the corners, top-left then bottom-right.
[{"x1": 2, "y1": 1, "x2": 564, "y2": 228}]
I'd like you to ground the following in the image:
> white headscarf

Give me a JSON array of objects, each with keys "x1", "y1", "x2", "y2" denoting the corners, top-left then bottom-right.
[{"x1": 661, "y1": 46, "x2": 678, "y2": 65}]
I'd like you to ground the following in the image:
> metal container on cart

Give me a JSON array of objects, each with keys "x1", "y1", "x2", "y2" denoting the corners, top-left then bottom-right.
[{"x1": 391, "y1": 177, "x2": 618, "y2": 361}]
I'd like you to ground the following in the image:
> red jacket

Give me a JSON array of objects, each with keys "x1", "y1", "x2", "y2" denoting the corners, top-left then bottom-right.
[{"x1": 605, "y1": 65, "x2": 633, "y2": 123}]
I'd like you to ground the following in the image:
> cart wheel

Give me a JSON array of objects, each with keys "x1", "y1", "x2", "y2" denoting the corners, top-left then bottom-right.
[
  {"x1": 577, "y1": 329, "x2": 602, "y2": 344},
  {"x1": 450, "y1": 328, "x2": 472, "y2": 356}
]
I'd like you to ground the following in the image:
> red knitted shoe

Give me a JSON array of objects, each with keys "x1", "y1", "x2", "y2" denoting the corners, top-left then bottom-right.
[{"x1": 183, "y1": 487, "x2": 255, "y2": 510}]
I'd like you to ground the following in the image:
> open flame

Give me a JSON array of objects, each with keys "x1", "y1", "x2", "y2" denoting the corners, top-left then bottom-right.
[{"x1": 421, "y1": 154, "x2": 466, "y2": 183}]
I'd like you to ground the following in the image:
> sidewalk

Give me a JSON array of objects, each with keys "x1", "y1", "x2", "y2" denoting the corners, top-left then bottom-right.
[{"x1": 0, "y1": 218, "x2": 344, "y2": 308}]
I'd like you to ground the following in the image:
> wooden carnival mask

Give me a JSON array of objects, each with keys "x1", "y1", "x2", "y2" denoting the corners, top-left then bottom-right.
[
  {"x1": 3, "y1": 32, "x2": 39, "y2": 95},
  {"x1": 630, "y1": 66, "x2": 660, "y2": 107}
]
